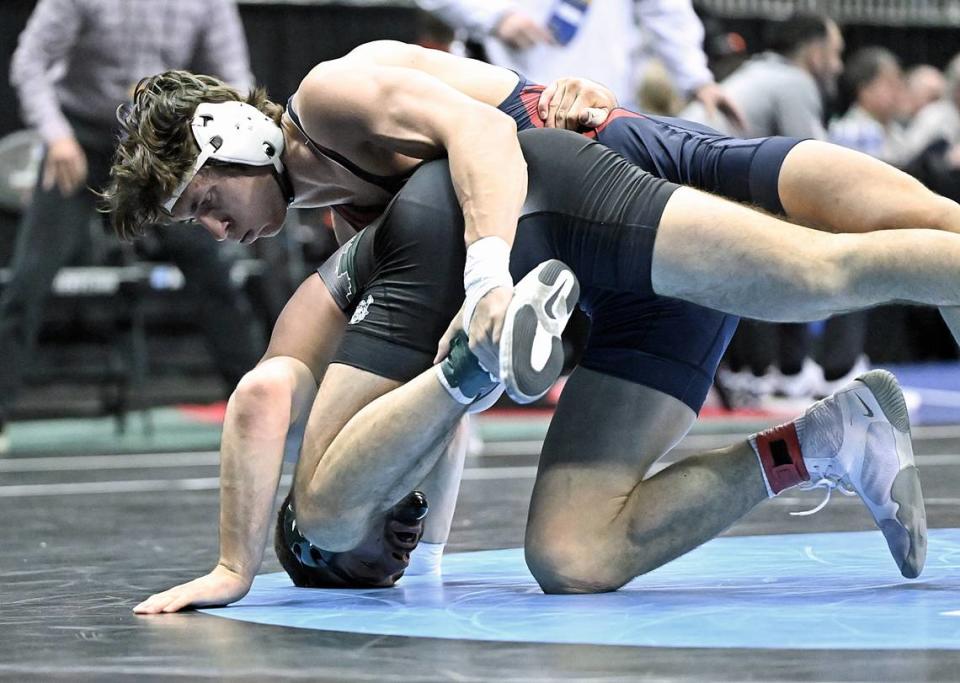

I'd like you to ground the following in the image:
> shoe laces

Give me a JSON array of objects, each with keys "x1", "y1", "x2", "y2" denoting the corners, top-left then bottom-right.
[{"x1": 789, "y1": 476, "x2": 857, "y2": 517}]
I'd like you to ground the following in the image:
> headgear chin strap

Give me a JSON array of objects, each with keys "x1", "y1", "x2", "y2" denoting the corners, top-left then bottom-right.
[{"x1": 163, "y1": 101, "x2": 286, "y2": 213}]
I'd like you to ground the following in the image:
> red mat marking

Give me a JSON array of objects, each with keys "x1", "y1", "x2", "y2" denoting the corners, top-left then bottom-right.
[{"x1": 176, "y1": 401, "x2": 227, "y2": 423}]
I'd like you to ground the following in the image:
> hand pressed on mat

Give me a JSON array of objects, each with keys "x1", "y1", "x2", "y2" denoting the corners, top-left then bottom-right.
[{"x1": 133, "y1": 564, "x2": 251, "y2": 614}]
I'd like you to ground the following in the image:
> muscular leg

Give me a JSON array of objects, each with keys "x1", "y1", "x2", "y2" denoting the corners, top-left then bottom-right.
[
  {"x1": 294, "y1": 366, "x2": 468, "y2": 551},
  {"x1": 652, "y1": 186, "x2": 960, "y2": 322},
  {"x1": 525, "y1": 367, "x2": 767, "y2": 593},
  {"x1": 778, "y1": 140, "x2": 960, "y2": 345},
  {"x1": 779, "y1": 140, "x2": 960, "y2": 234}
]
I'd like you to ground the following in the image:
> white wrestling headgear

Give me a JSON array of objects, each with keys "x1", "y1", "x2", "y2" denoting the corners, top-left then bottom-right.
[{"x1": 163, "y1": 101, "x2": 286, "y2": 213}]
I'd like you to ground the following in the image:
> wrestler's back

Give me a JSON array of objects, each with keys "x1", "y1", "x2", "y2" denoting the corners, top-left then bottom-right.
[{"x1": 394, "y1": 127, "x2": 675, "y2": 297}]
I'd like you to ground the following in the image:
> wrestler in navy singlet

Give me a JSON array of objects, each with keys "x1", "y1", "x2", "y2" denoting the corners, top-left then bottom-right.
[
  {"x1": 320, "y1": 128, "x2": 727, "y2": 411},
  {"x1": 315, "y1": 77, "x2": 809, "y2": 411},
  {"x1": 496, "y1": 75, "x2": 800, "y2": 213}
]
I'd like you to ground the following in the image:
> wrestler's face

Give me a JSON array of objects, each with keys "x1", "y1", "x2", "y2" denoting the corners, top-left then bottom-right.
[{"x1": 171, "y1": 164, "x2": 287, "y2": 244}]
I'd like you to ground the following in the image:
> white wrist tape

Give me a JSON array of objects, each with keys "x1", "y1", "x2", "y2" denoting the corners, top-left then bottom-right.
[
  {"x1": 406, "y1": 542, "x2": 445, "y2": 576},
  {"x1": 462, "y1": 237, "x2": 513, "y2": 331}
]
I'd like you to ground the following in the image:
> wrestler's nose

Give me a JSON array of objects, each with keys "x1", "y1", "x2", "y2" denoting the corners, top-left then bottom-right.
[{"x1": 197, "y1": 214, "x2": 230, "y2": 241}]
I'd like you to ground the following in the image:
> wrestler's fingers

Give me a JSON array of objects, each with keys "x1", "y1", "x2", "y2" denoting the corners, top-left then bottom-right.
[
  {"x1": 546, "y1": 81, "x2": 568, "y2": 129},
  {"x1": 579, "y1": 107, "x2": 609, "y2": 128},
  {"x1": 538, "y1": 83, "x2": 557, "y2": 120},
  {"x1": 162, "y1": 594, "x2": 201, "y2": 613},
  {"x1": 556, "y1": 92, "x2": 582, "y2": 130},
  {"x1": 133, "y1": 592, "x2": 170, "y2": 614},
  {"x1": 468, "y1": 326, "x2": 499, "y2": 378},
  {"x1": 434, "y1": 305, "x2": 465, "y2": 363},
  {"x1": 134, "y1": 582, "x2": 199, "y2": 614},
  {"x1": 69, "y1": 154, "x2": 88, "y2": 194}
]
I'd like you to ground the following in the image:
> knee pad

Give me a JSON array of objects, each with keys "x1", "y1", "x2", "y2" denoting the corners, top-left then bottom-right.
[{"x1": 275, "y1": 490, "x2": 428, "y2": 588}]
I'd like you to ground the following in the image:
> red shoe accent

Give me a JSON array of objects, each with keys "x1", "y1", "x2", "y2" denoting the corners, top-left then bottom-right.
[{"x1": 754, "y1": 422, "x2": 810, "y2": 494}]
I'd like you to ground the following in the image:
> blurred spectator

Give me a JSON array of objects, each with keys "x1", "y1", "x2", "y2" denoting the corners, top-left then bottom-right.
[
  {"x1": 4, "y1": 0, "x2": 264, "y2": 449},
  {"x1": 682, "y1": 13, "x2": 845, "y2": 406},
  {"x1": 683, "y1": 12, "x2": 843, "y2": 138},
  {"x1": 830, "y1": 47, "x2": 907, "y2": 164},
  {"x1": 638, "y1": 59, "x2": 684, "y2": 116},
  {"x1": 903, "y1": 64, "x2": 946, "y2": 120},
  {"x1": 900, "y1": 53, "x2": 960, "y2": 167},
  {"x1": 814, "y1": 47, "x2": 910, "y2": 396},
  {"x1": 415, "y1": 0, "x2": 742, "y2": 123}
]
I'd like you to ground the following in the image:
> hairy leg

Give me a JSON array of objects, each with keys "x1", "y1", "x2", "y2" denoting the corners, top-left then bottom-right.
[
  {"x1": 652, "y1": 186, "x2": 960, "y2": 322},
  {"x1": 295, "y1": 366, "x2": 468, "y2": 550},
  {"x1": 778, "y1": 140, "x2": 960, "y2": 235},
  {"x1": 778, "y1": 140, "x2": 960, "y2": 344},
  {"x1": 525, "y1": 367, "x2": 768, "y2": 593}
]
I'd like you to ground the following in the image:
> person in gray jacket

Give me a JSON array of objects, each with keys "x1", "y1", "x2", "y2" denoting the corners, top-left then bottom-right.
[{"x1": 4, "y1": 0, "x2": 264, "y2": 446}]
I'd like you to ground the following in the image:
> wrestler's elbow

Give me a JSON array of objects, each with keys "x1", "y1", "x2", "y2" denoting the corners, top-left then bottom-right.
[{"x1": 453, "y1": 102, "x2": 518, "y2": 147}]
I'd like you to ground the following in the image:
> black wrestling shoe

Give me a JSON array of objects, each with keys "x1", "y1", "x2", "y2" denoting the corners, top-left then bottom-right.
[
  {"x1": 500, "y1": 260, "x2": 580, "y2": 404},
  {"x1": 391, "y1": 490, "x2": 429, "y2": 525},
  {"x1": 435, "y1": 331, "x2": 505, "y2": 413}
]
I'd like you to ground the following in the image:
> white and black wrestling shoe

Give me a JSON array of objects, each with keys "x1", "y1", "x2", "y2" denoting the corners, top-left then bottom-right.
[
  {"x1": 797, "y1": 369, "x2": 926, "y2": 578},
  {"x1": 499, "y1": 260, "x2": 580, "y2": 404}
]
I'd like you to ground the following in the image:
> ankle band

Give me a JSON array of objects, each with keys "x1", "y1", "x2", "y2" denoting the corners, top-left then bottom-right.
[{"x1": 751, "y1": 421, "x2": 810, "y2": 495}]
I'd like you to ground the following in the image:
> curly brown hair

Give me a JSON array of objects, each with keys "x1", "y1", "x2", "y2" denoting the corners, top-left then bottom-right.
[{"x1": 101, "y1": 70, "x2": 283, "y2": 240}]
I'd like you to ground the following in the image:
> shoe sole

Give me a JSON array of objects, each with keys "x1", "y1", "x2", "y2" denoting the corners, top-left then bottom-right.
[
  {"x1": 500, "y1": 260, "x2": 580, "y2": 404},
  {"x1": 857, "y1": 369, "x2": 927, "y2": 578}
]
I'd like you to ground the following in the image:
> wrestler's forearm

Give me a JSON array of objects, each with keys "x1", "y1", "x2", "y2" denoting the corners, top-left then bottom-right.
[
  {"x1": 217, "y1": 358, "x2": 318, "y2": 582},
  {"x1": 448, "y1": 111, "x2": 527, "y2": 247}
]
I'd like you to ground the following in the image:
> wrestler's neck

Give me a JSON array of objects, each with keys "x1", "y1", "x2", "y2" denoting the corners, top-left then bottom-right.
[
  {"x1": 279, "y1": 120, "x2": 399, "y2": 210},
  {"x1": 281, "y1": 116, "x2": 420, "y2": 208}
]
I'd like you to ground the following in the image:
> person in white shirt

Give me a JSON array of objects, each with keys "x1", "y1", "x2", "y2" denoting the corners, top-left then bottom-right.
[{"x1": 416, "y1": 0, "x2": 742, "y2": 123}]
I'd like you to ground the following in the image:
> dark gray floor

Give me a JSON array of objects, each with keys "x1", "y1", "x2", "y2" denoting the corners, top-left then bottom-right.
[{"x1": 3, "y1": 422, "x2": 960, "y2": 681}]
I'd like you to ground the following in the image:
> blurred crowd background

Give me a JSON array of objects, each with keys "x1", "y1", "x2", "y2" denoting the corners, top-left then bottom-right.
[{"x1": 2, "y1": 0, "x2": 960, "y2": 436}]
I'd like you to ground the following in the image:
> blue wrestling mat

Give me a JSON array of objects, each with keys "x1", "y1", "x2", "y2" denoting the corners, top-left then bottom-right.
[{"x1": 202, "y1": 529, "x2": 960, "y2": 649}]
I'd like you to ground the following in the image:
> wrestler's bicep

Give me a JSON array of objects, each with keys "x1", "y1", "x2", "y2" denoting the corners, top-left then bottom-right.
[
  {"x1": 263, "y1": 273, "x2": 347, "y2": 384},
  {"x1": 295, "y1": 62, "x2": 495, "y2": 160}
]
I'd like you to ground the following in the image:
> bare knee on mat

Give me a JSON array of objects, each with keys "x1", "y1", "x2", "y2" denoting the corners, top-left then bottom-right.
[{"x1": 524, "y1": 528, "x2": 633, "y2": 595}]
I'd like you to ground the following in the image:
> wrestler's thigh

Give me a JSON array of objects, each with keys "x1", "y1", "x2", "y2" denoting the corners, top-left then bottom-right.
[
  {"x1": 293, "y1": 363, "x2": 401, "y2": 495},
  {"x1": 650, "y1": 186, "x2": 842, "y2": 320},
  {"x1": 778, "y1": 139, "x2": 945, "y2": 233},
  {"x1": 525, "y1": 366, "x2": 696, "y2": 540}
]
